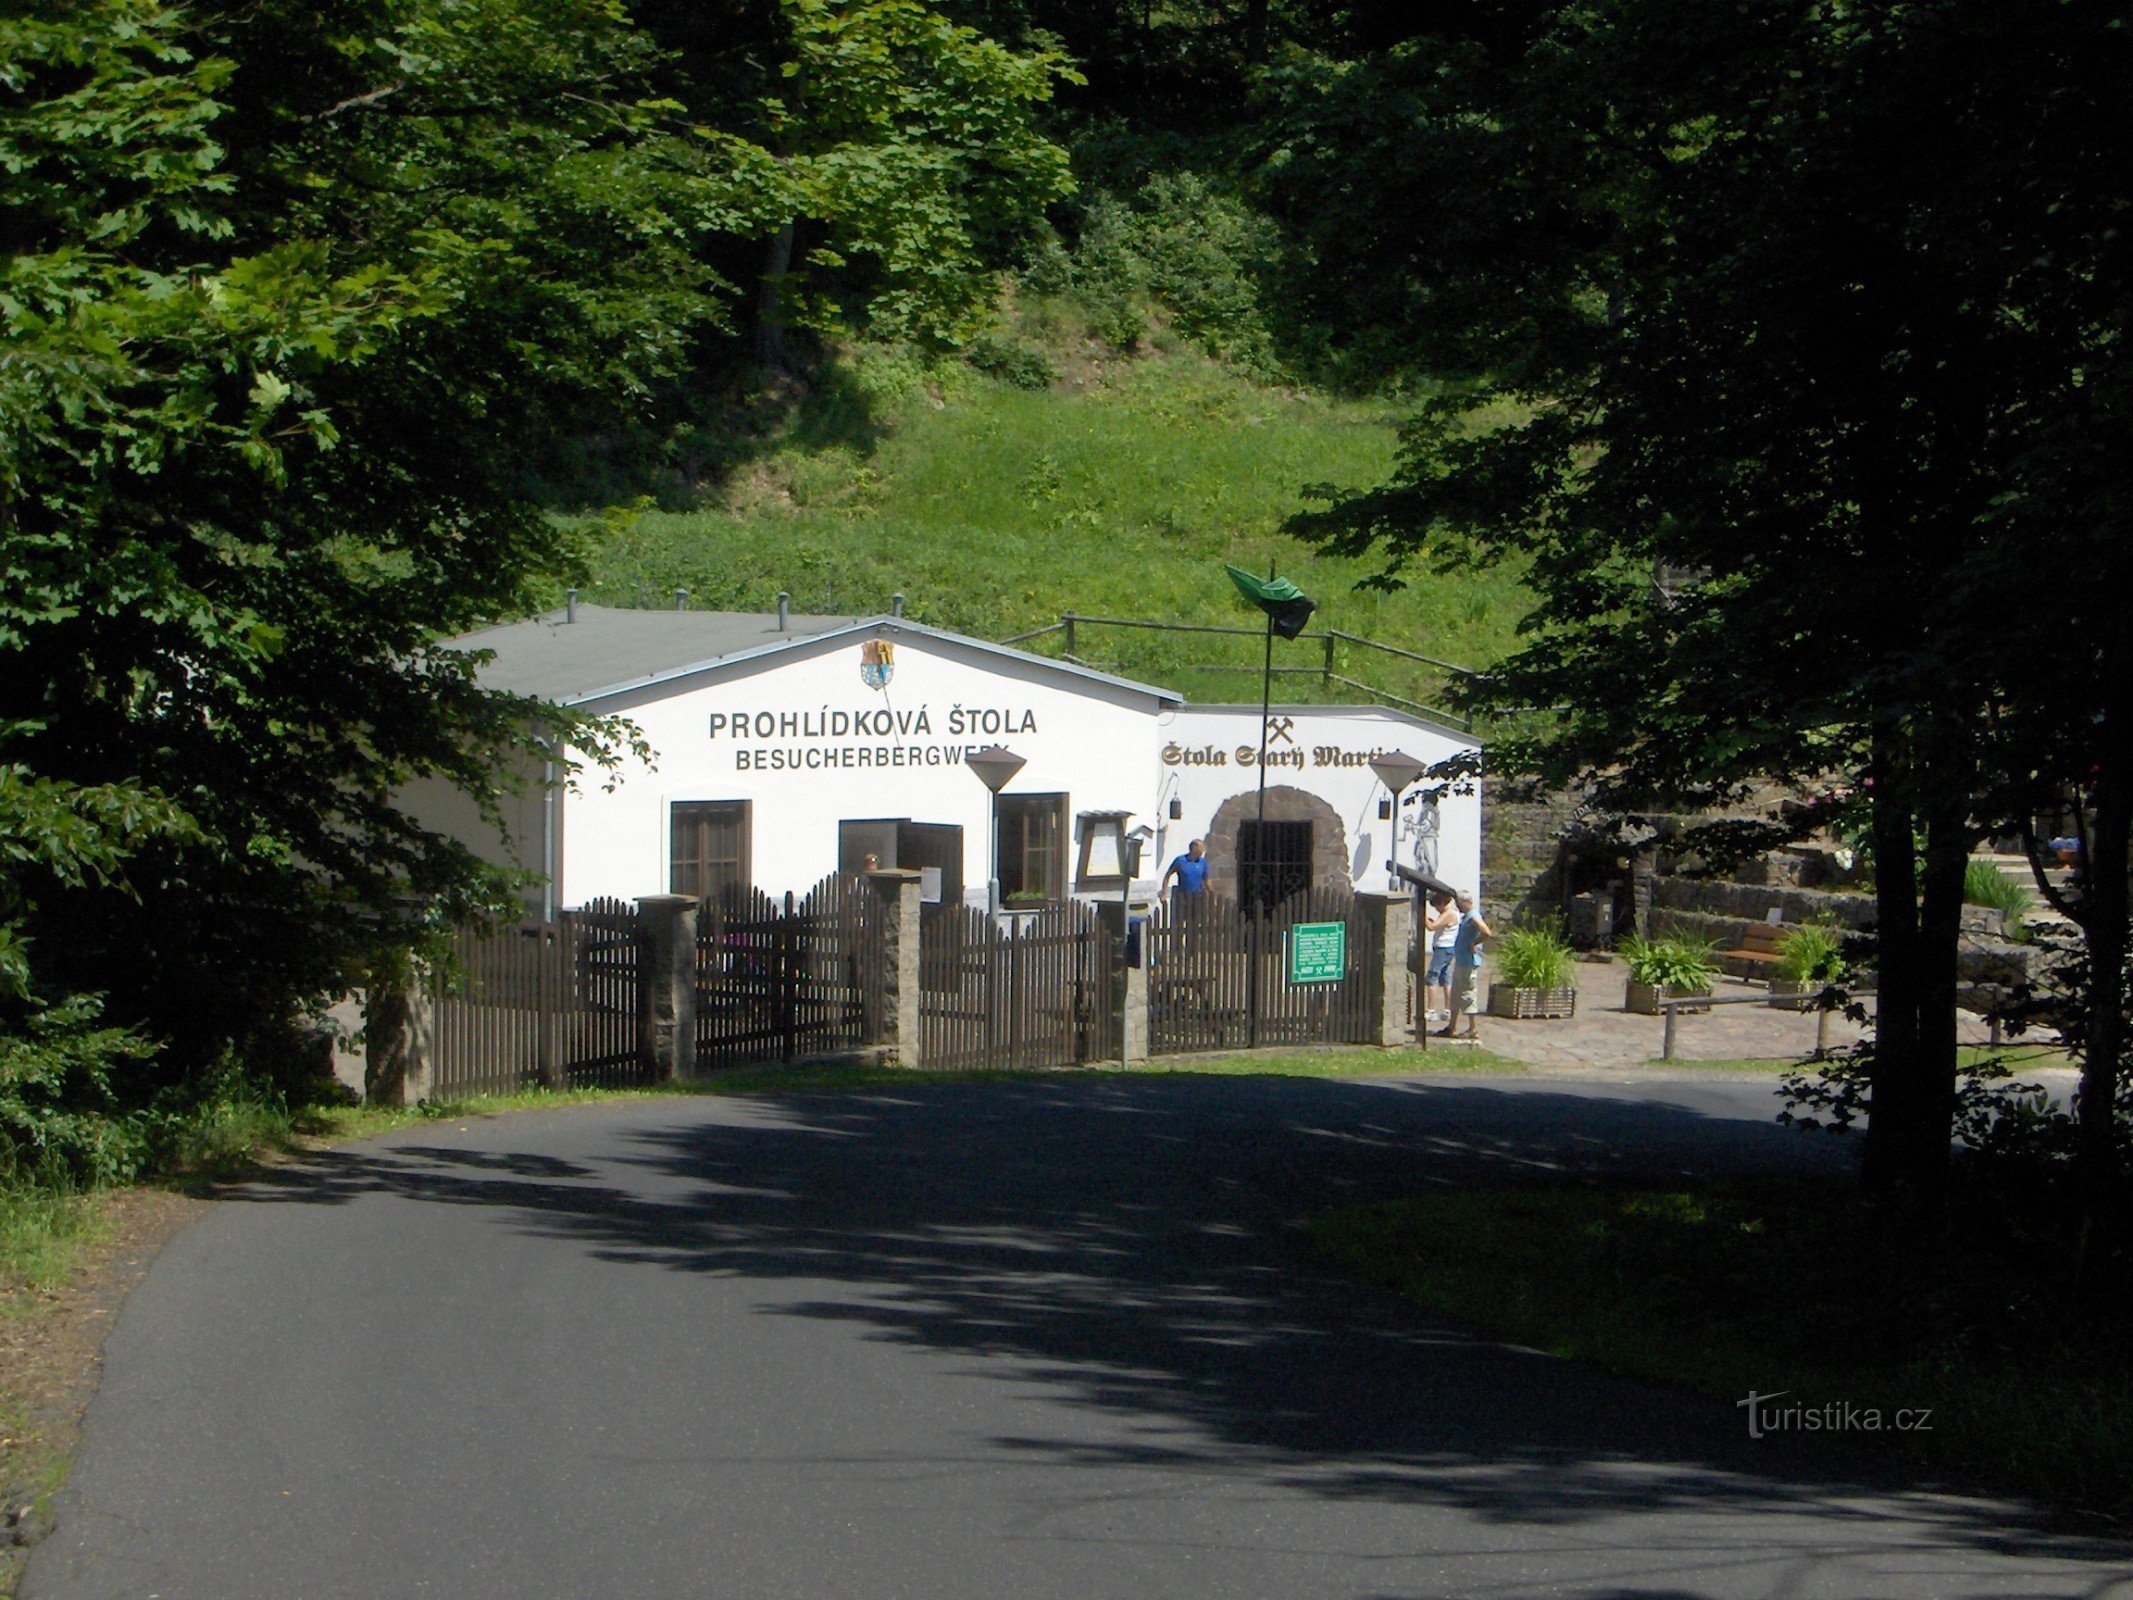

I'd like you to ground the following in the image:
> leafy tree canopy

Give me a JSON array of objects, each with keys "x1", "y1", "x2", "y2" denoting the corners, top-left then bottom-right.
[
  {"x1": 1264, "y1": 0, "x2": 2131, "y2": 1197},
  {"x1": 0, "y1": 0, "x2": 1071, "y2": 1077}
]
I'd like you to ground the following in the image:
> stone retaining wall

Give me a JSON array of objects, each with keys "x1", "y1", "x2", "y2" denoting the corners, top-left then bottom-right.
[
  {"x1": 1480, "y1": 793, "x2": 1585, "y2": 923},
  {"x1": 1651, "y1": 875, "x2": 1878, "y2": 929}
]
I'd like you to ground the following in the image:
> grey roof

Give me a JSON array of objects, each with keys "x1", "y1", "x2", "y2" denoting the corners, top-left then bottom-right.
[
  {"x1": 446, "y1": 605, "x2": 1183, "y2": 708},
  {"x1": 446, "y1": 606, "x2": 860, "y2": 702}
]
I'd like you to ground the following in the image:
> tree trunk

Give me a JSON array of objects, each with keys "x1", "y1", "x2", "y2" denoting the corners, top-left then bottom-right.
[
  {"x1": 1914, "y1": 806, "x2": 1970, "y2": 1175},
  {"x1": 755, "y1": 220, "x2": 797, "y2": 375},
  {"x1": 1864, "y1": 717, "x2": 1925, "y2": 1191},
  {"x1": 1244, "y1": 0, "x2": 1269, "y2": 61},
  {"x1": 2074, "y1": 663, "x2": 2131, "y2": 1292}
]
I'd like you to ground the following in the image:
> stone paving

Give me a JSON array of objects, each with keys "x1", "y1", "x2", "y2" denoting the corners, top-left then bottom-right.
[{"x1": 1427, "y1": 955, "x2": 2058, "y2": 1072}]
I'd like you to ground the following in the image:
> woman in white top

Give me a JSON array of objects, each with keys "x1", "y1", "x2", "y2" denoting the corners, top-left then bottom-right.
[{"x1": 1423, "y1": 890, "x2": 1458, "y2": 1024}]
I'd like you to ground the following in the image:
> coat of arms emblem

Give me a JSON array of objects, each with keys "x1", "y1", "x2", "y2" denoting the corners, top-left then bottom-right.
[{"x1": 860, "y1": 638, "x2": 894, "y2": 690}]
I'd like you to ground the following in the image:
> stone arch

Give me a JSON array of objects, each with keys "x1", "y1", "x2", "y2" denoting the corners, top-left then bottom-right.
[{"x1": 1204, "y1": 785, "x2": 1350, "y2": 899}]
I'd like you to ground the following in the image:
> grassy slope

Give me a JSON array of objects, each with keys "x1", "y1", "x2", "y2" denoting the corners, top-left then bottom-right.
[
  {"x1": 578, "y1": 329, "x2": 1532, "y2": 711},
  {"x1": 1312, "y1": 1182, "x2": 2133, "y2": 1520}
]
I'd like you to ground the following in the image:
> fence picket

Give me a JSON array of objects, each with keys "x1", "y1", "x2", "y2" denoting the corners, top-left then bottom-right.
[{"x1": 1145, "y1": 887, "x2": 1375, "y2": 1056}]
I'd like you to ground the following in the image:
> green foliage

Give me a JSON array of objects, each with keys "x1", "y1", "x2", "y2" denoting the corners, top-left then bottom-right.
[
  {"x1": 3, "y1": 0, "x2": 742, "y2": 1068},
  {"x1": 1493, "y1": 922, "x2": 1573, "y2": 990},
  {"x1": 1963, "y1": 860, "x2": 2034, "y2": 923},
  {"x1": 0, "y1": 999, "x2": 157, "y2": 1190},
  {"x1": 1773, "y1": 922, "x2": 1847, "y2": 986},
  {"x1": 1264, "y1": 0, "x2": 2133, "y2": 1192},
  {"x1": 1058, "y1": 174, "x2": 1283, "y2": 372},
  {"x1": 964, "y1": 331, "x2": 1057, "y2": 390},
  {"x1": 1618, "y1": 935, "x2": 1718, "y2": 992},
  {"x1": 767, "y1": 0, "x2": 1081, "y2": 347}
]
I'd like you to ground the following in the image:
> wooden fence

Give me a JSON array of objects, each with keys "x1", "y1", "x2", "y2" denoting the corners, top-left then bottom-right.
[
  {"x1": 420, "y1": 879, "x2": 1382, "y2": 1096},
  {"x1": 695, "y1": 874, "x2": 878, "y2": 1069},
  {"x1": 918, "y1": 900, "x2": 1120, "y2": 1071},
  {"x1": 1144, "y1": 888, "x2": 1380, "y2": 1055},
  {"x1": 429, "y1": 899, "x2": 644, "y2": 1098}
]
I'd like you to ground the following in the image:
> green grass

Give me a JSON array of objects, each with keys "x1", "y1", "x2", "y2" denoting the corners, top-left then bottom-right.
[
  {"x1": 1128, "y1": 1043, "x2": 1524, "y2": 1076},
  {"x1": 1964, "y1": 858, "x2": 2036, "y2": 918},
  {"x1": 1311, "y1": 1182, "x2": 2133, "y2": 1519},
  {"x1": 1652, "y1": 1044, "x2": 2076, "y2": 1075},
  {"x1": 0, "y1": 1182, "x2": 104, "y2": 1292},
  {"x1": 578, "y1": 329, "x2": 1533, "y2": 709}
]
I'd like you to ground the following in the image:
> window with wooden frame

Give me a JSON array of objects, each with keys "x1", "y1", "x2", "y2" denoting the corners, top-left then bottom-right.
[
  {"x1": 671, "y1": 801, "x2": 750, "y2": 903},
  {"x1": 996, "y1": 792, "x2": 1067, "y2": 904}
]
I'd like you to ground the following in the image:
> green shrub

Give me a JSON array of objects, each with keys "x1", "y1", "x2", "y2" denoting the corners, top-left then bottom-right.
[
  {"x1": 1016, "y1": 227, "x2": 1075, "y2": 296},
  {"x1": 0, "y1": 999, "x2": 157, "y2": 1189},
  {"x1": 1773, "y1": 921, "x2": 1847, "y2": 984},
  {"x1": 1066, "y1": 175, "x2": 1283, "y2": 370},
  {"x1": 965, "y1": 331, "x2": 1057, "y2": 390},
  {"x1": 1494, "y1": 922, "x2": 1574, "y2": 989},
  {"x1": 1964, "y1": 860, "x2": 2034, "y2": 928},
  {"x1": 1619, "y1": 934, "x2": 1719, "y2": 991}
]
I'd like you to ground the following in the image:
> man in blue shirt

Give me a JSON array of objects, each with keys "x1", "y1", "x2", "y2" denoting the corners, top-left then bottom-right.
[{"x1": 1161, "y1": 838, "x2": 1210, "y2": 898}]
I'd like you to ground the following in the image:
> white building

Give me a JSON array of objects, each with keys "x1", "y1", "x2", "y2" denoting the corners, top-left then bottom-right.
[{"x1": 425, "y1": 605, "x2": 1481, "y2": 914}]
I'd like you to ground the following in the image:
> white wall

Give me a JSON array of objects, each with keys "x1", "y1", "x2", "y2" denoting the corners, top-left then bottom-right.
[
  {"x1": 1154, "y1": 705, "x2": 1483, "y2": 898},
  {"x1": 397, "y1": 756, "x2": 551, "y2": 913},
  {"x1": 526, "y1": 627, "x2": 1485, "y2": 911},
  {"x1": 558, "y1": 630, "x2": 1167, "y2": 905}
]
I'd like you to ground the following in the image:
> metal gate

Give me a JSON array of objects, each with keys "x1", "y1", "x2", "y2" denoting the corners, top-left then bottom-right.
[
  {"x1": 1145, "y1": 888, "x2": 1378, "y2": 1055},
  {"x1": 695, "y1": 874, "x2": 879, "y2": 1068},
  {"x1": 918, "y1": 900, "x2": 1120, "y2": 1071}
]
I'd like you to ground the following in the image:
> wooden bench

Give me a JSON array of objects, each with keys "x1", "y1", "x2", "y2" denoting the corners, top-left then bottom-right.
[{"x1": 1719, "y1": 921, "x2": 1786, "y2": 982}]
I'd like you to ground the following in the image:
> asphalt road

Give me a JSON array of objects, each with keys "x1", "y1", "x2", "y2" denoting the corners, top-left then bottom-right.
[{"x1": 26, "y1": 1072, "x2": 2133, "y2": 1600}]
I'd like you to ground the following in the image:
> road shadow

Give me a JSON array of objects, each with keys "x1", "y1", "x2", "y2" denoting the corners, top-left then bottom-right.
[{"x1": 229, "y1": 1075, "x2": 2131, "y2": 1587}]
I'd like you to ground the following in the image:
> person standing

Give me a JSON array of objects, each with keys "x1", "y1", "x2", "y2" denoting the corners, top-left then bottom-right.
[
  {"x1": 1440, "y1": 890, "x2": 1493, "y2": 1039},
  {"x1": 1161, "y1": 838, "x2": 1210, "y2": 899},
  {"x1": 1422, "y1": 889, "x2": 1457, "y2": 1026}
]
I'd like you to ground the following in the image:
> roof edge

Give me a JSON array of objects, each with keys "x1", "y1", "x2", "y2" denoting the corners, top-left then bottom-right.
[{"x1": 557, "y1": 615, "x2": 1186, "y2": 709}]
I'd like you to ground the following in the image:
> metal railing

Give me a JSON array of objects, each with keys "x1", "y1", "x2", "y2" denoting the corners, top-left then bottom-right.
[{"x1": 996, "y1": 612, "x2": 1477, "y2": 731}]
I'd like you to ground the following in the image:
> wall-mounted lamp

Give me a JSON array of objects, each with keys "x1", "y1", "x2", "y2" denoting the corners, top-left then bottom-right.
[{"x1": 1168, "y1": 797, "x2": 1183, "y2": 820}]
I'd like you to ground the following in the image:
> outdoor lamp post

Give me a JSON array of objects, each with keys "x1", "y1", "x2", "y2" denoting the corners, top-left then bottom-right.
[
  {"x1": 1368, "y1": 752, "x2": 1427, "y2": 891},
  {"x1": 966, "y1": 744, "x2": 1024, "y2": 1071},
  {"x1": 966, "y1": 745, "x2": 1026, "y2": 916},
  {"x1": 1121, "y1": 823, "x2": 1153, "y2": 1071}
]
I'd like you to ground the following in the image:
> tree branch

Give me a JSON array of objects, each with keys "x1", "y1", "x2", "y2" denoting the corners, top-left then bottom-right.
[
  {"x1": 2018, "y1": 810, "x2": 2085, "y2": 926},
  {"x1": 308, "y1": 82, "x2": 406, "y2": 122}
]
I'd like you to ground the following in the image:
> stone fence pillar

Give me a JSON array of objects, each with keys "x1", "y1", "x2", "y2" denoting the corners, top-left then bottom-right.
[
  {"x1": 1356, "y1": 891, "x2": 1413, "y2": 1048},
  {"x1": 864, "y1": 870, "x2": 923, "y2": 1066},
  {"x1": 1095, "y1": 899, "x2": 1150, "y2": 1066},
  {"x1": 365, "y1": 972, "x2": 434, "y2": 1107},
  {"x1": 637, "y1": 894, "x2": 698, "y2": 1082}
]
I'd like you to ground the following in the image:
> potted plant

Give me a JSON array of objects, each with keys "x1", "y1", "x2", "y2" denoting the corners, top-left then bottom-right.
[
  {"x1": 1768, "y1": 921, "x2": 1845, "y2": 1010},
  {"x1": 1487, "y1": 922, "x2": 1578, "y2": 1019},
  {"x1": 1620, "y1": 934, "x2": 1718, "y2": 1015},
  {"x1": 1962, "y1": 858, "x2": 2033, "y2": 941}
]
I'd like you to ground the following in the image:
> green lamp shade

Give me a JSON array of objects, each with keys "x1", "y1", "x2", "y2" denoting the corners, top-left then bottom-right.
[{"x1": 1224, "y1": 564, "x2": 1317, "y2": 639}]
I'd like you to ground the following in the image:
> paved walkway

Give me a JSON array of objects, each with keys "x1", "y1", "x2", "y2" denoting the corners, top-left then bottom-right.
[
  {"x1": 1432, "y1": 957, "x2": 2056, "y2": 1071},
  {"x1": 27, "y1": 1077, "x2": 2132, "y2": 1599}
]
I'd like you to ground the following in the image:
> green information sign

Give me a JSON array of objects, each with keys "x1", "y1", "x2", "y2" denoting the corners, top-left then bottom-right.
[{"x1": 1288, "y1": 920, "x2": 1347, "y2": 984}]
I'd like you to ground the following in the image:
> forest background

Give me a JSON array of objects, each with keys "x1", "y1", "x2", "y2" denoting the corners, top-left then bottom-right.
[{"x1": 2, "y1": 0, "x2": 2129, "y2": 1337}]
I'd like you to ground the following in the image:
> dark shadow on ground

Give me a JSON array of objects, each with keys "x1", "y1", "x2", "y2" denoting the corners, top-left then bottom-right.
[{"x1": 229, "y1": 1075, "x2": 2132, "y2": 1588}]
